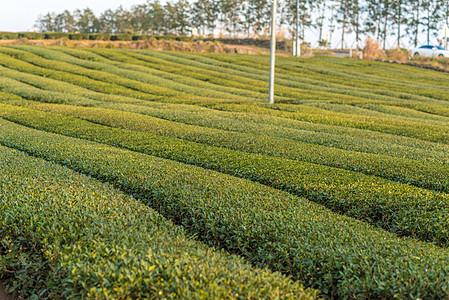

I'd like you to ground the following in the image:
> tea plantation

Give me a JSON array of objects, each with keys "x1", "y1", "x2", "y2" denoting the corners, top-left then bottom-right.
[{"x1": 1, "y1": 46, "x2": 449, "y2": 299}]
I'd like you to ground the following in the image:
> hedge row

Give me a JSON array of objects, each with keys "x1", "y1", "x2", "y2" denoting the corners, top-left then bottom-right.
[
  {"x1": 210, "y1": 102, "x2": 449, "y2": 144},
  {"x1": 125, "y1": 50, "x2": 449, "y2": 140},
  {"x1": 151, "y1": 50, "x2": 440, "y2": 102},
  {"x1": 203, "y1": 52, "x2": 449, "y2": 104},
  {"x1": 3, "y1": 46, "x2": 198, "y2": 102},
  {"x1": 1, "y1": 52, "x2": 447, "y2": 166},
  {"x1": 0, "y1": 31, "x2": 193, "y2": 41},
  {"x1": 0, "y1": 64, "x2": 152, "y2": 107},
  {"x1": 14, "y1": 45, "x2": 372, "y2": 104},
  {"x1": 0, "y1": 50, "x2": 159, "y2": 101},
  {"x1": 0, "y1": 144, "x2": 313, "y2": 299},
  {"x1": 2, "y1": 75, "x2": 448, "y2": 195},
  {"x1": 1, "y1": 117, "x2": 449, "y2": 299},
  {"x1": 58, "y1": 46, "x2": 263, "y2": 101},
  {"x1": 1, "y1": 47, "x2": 449, "y2": 191},
  {"x1": 4, "y1": 45, "x2": 448, "y2": 126},
  {"x1": 11, "y1": 46, "x2": 275, "y2": 103},
  {"x1": 128, "y1": 49, "x2": 448, "y2": 110},
  {"x1": 1, "y1": 57, "x2": 447, "y2": 168},
  {"x1": 0, "y1": 48, "x2": 256, "y2": 103},
  {"x1": 104, "y1": 48, "x2": 449, "y2": 129},
  {"x1": 3, "y1": 102, "x2": 449, "y2": 249},
  {"x1": 155, "y1": 50, "x2": 449, "y2": 117},
  {"x1": 230, "y1": 54, "x2": 449, "y2": 117},
  {"x1": 4, "y1": 45, "x2": 449, "y2": 144},
  {"x1": 126, "y1": 48, "x2": 449, "y2": 117}
]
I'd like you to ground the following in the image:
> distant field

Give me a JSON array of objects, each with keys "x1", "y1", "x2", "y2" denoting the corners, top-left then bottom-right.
[{"x1": 1, "y1": 46, "x2": 449, "y2": 299}]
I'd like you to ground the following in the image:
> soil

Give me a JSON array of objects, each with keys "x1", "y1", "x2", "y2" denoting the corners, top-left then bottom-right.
[{"x1": 0, "y1": 282, "x2": 13, "y2": 300}]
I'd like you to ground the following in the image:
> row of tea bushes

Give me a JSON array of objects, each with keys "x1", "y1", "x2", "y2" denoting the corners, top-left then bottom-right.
[
  {"x1": 1, "y1": 59, "x2": 448, "y2": 192},
  {"x1": 161, "y1": 51, "x2": 449, "y2": 117},
  {"x1": 28, "y1": 101, "x2": 449, "y2": 193},
  {"x1": 2, "y1": 88, "x2": 448, "y2": 194},
  {"x1": 0, "y1": 64, "x2": 156, "y2": 107},
  {"x1": 2, "y1": 103, "x2": 449, "y2": 248},
  {"x1": 0, "y1": 50, "x2": 158, "y2": 101},
  {"x1": 3, "y1": 46, "x2": 449, "y2": 143},
  {"x1": 1, "y1": 61, "x2": 447, "y2": 166},
  {"x1": 8, "y1": 46, "x2": 248, "y2": 104},
  {"x1": 0, "y1": 76, "x2": 98, "y2": 106},
  {"x1": 119, "y1": 50, "x2": 449, "y2": 139},
  {"x1": 103, "y1": 48, "x2": 449, "y2": 119},
  {"x1": 130, "y1": 50, "x2": 446, "y2": 108},
  {"x1": 204, "y1": 53, "x2": 449, "y2": 104},
  {"x1": 0, "y1": 47, "x2": 203, "y2": 103},
  {"x1": 4, "y1": 86, "x2": 448, "y2": 169},
  {"x1": 209, "y1": 102, "x2": 449, "y2": 144},
  {"x1": 18, "y1": 46, "x2": 335, "y2": 102},
  {"x1": 57, "y1": 47, "x2": 263, "y2": 102},
  {"x1": 0, "y1": 145, "x2": 313, "y2": 299},
  {"x1": 1, "y1": 117, "x2": 449, "y2": 299}
]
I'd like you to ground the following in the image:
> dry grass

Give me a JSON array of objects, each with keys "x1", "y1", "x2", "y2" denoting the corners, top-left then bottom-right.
[
  {"x1": 363, "y1": 38, "x2": 387, "y2": 60},
  {"x1": 386, "y1": 46, "x2": 410, "y2": 62}
]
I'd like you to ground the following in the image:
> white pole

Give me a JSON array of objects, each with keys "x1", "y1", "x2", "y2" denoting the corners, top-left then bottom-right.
[
  {"x1": 296, "y1": 0, "x2": 300, "y2": 57},
  {"x1": 445, "y1": 25, "x2": 448, "y2": 51},
  {"x1": 268, "y1": 0, "x2": 277, "y2": 104},
  {"x1": 444, "y1": 24, "x2": 449, "y2": 51}
]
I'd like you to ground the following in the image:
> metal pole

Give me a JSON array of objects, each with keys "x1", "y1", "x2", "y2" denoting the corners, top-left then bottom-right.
[
  {"x1": 296, "y1": 0, "x2": 300, "y2": 57},
  {"x1": 446, "y1": 18, "x2": 449, "y2": 51},
  {"x1": 268, "y1": 0, "x2": 277, "y2": 104}
]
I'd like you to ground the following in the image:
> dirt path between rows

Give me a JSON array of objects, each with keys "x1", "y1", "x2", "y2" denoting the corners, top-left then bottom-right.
[{"x1": 0, "y1": 282, "x2": 14, "y2": 300}]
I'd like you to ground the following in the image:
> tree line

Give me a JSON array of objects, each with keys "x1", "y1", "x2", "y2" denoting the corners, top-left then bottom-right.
[{"x1": 35, "y1": 0, "x2": 449, "y2": 48}]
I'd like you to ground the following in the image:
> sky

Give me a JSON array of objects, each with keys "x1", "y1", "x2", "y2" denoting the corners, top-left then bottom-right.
[{"x1": 0, "y1": 0, "x2": 147, "y2": 32}]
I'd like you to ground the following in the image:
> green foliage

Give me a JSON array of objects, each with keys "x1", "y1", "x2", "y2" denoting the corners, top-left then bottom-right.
[
  {"x1": 0, "y1": 31, "x2": 193, "y2": 42},
  {"x1": 1, "y1": 117, "x2": 449, "y2": 299},
  {"x1": 1, "y1": 46, "x2": 449, "y2": 298},
  {"x1": 0, "y1": 145, "x2": 313, "y2": 299},
  {"x1": 2, "y1": 102, "x2": 449, "y2": 248}
]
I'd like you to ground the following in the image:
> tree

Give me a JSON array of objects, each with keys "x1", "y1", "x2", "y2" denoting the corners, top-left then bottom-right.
[
  {"x1": 163, "y1": 2, "x2": 175, "y2": 34},
  {"x1": 75, "y1": 8, "x2": 98, "y2": 33},
  {"x1": 407, "y1": 0, "x2": 423, "y2": 47},
  {"x1": 284, "y1": 0, "x2": 313, "y2": 43},
  {"x1": 35, "y1": 13, "x2": 57, "y2": 32},
  {"x1": 364, "y1": 0, "x2": 383, "y2": 41},
  {"x1": 347, "y1": 0, "x2": 362, "y2": 48},
  {"x1": 421, "y1": 0, "x2": 443, "y2": 44},
  {"x1": 174, "y1": 0, "x2": 191, "y2": 35},
  {"x1": 58, "y1": 10, "x2": 77, "y2": 32},
  {"x1": 315, "y1": 0, "x2": 327, "y2": 44},
  {"x1": 148, "y1": 1, "x2": 166, "y2": 34},
  {"x1": 99, "y1": 9, "x2": 118, "y2": 33},
  {"x1": 380, "y1": 0, "x2": 393, "y2": 49},
  {"x1": 364, "y1": 0, "x2": 393, "y2": 49},
  {"x1": 220, "y1": 0, "x2": 243, "y2": 37},
  {"x1": 240, "y1": 1, "x2": 255, "y2": 37},
  {"x1": 250, "y1": 0, "x2": 271, "y2": 36},
  {"x1": 112, "y1": 6, "x2": 133, "y2": 33},
  {"x1": 391, "y1": 0, "x2": 409, "y2": 46},
  {"x1": 130, "y1": 4, "x2": 152, "y2": 34},
  {"x1": 336, "y1": 0, "x2": 350, "y2": 49}
]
